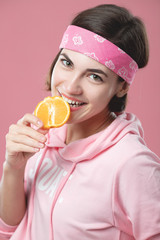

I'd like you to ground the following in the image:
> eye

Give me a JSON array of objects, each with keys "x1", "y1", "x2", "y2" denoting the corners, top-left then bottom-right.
[
  {"x1": 61, "y1": 59, "x2": 72, "y2": 68},
  {"x1": 89, "y1": 74, "x2": 103, "y2": 82}
]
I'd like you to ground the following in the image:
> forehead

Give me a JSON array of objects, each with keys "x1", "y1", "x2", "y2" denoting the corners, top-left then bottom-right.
[{"x1": 61, "y1": 49, "x2": 117, "y2": 77}]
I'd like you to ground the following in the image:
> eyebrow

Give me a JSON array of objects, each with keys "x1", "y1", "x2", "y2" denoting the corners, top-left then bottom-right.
[
  {"x1": 60, "y1": 53, "x2": 108, "y2": 78},
  {"x1": 60, "y1": 53, "x2": 73, "y2": 65},
  {"x1": 86, "y1": 68, "x2": 108, "y2": 78}
]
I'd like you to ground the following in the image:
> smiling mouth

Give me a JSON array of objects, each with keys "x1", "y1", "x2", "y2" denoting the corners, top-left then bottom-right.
[
  {"x1": 62, "y1": 95, "x2": 86, "y2": 108},
  {"x1": 58, "y1": 91, "x2": 86, "y2": 108}
]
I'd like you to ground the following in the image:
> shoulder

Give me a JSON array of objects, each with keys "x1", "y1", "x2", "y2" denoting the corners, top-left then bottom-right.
[
  {"x1": 115, "y1": 145, "x2": 160, "y2": 191},
  {"x1": 114, "y1": 132, "x2": 160, "y2": 189}
]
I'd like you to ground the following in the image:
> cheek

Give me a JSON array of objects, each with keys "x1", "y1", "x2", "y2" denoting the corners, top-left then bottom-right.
[{"x1": 91, "y1": 87, "x2": 115, "y2": 107}]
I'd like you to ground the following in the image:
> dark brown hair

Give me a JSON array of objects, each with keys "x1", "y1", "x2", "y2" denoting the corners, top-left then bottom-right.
[{"x1": 46, "y1": 4, "x2": 149, "y2": 112}]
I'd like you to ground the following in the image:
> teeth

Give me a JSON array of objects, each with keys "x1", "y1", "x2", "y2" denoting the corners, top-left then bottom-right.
[{"x1": 61, "y1": 95, "x2": 83, "y2": 106}]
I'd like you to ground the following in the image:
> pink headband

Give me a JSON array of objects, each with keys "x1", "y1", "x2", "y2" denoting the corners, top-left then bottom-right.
[{"x1": 59, "y1": 25, "x2": 138, "y2": 84}]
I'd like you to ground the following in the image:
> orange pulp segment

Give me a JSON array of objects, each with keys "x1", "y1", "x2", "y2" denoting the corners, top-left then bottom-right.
[{"x1": 34, "y1": 96, "x2": 70, "y2": 129}]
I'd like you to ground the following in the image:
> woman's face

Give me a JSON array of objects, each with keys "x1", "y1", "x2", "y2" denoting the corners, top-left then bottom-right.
[{"x1": 51, "y1": 49, "x2": 123, "y2": 125}]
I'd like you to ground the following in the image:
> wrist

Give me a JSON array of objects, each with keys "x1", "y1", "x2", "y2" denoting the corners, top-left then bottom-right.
[{"x1": 3, "y1": 161, "x2": 25, "y2": 178}]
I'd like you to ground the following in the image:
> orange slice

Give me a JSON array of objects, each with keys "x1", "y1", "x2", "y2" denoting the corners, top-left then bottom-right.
[{"x1": 34, "y1": 96, "x2": 70, "y2": 129}]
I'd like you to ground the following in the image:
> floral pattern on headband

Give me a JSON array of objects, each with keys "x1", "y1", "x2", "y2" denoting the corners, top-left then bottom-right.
[
  {"x1": 62, "y1": 34, "x2": 69, "y2": 47},
  {"x1": 129, "y1": 61, "x2": 138, "y2": 71},
  {"x1": 105, "y1": 60, "x2": 115, "y2": 70},
  {"x1": 94, "y1": 34, "x2": 105, "y2": 43},
  {"x1": 72, "y1": 35, "x2": 83, "y2": 45},
  {"x1": 84, "y1": 52, "x2": 99, "y2": 61},
  {"x1": 118, "y1": 67, "x2": 130, "y2": 81}
]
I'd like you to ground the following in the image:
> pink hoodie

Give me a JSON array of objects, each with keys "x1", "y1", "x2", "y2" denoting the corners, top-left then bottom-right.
[{"x1": 0, "y1": 112, "x2": 160, "y2": 240}]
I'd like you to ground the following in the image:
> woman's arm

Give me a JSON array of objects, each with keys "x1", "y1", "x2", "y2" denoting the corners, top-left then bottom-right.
[
  {"x1": 0, "y1": 114, "x2": 47, "y2": 226},
  {"x1": 0, "y1": 163, "x2": 26, "y2": 226}
]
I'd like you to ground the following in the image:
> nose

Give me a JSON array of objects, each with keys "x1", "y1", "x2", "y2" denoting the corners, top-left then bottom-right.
[{"x1": 64, "y1": 75, "x2": 83, "y2": 95}]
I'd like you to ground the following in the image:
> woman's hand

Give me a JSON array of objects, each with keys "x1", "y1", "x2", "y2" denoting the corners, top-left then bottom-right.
[
  {"x1": 5, "y1": 113, "x2": 48, "y2": 171},
  {"x1": 0, "y1": 114, "x2": 48, "y2": 226}
]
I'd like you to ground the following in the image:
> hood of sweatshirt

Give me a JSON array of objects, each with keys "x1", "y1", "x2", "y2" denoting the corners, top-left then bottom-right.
[{"x1": 45, "y1": 112, "x2": 144, "y2": 163}]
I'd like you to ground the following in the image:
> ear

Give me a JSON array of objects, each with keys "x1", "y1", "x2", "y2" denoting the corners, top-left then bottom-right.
[{"x1": 116, "y1": 81, "x2": 129, "y2": 98}]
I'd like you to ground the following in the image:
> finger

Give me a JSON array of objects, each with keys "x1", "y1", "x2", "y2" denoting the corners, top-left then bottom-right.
[
  {"x1": 37, "y1": 128, "x2": 49, "y2": 135},
  {"x1": 8, "y1": 125, "x2": 47, "y2": 143},
  {"x1": 8, "y1": 134, "x2": 45, "y2": 149},
  {"x1": 7, "y1": 142, "x2": 40, "y2": 154},
  {"x1": 17, "y1": 113, "x2": 43, "y2": 128}
]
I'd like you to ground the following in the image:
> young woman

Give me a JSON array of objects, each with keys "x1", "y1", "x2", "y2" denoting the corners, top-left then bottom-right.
[{"x1": 0, "y1": 4, "x2": 159, "y2": 240}]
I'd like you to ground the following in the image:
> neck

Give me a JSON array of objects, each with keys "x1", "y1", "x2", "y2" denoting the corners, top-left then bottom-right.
[{"x1": 65, "y1": 112, "x2": 116, "y2": 144}]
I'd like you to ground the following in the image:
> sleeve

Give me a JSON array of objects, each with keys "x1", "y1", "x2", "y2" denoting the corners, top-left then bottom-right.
[
  {"x1": 112, "y1": 150, "x2": 160, "y2": 240},
  {"x1": 0, "y1": 219, "x2": 18, "y2": 240}
]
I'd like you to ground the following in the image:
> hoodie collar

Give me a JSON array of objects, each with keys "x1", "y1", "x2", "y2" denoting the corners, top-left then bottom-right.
[{"x1": 45, "y1": 112, "x2": 144, "y2": 163}]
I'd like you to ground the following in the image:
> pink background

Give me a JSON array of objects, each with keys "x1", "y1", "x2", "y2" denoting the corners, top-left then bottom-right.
[{"x1": 0, "y1": 0, "x2": 159, "y2": 177}]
